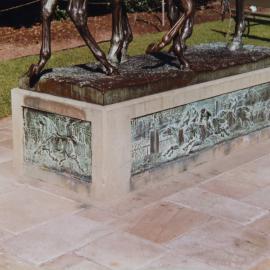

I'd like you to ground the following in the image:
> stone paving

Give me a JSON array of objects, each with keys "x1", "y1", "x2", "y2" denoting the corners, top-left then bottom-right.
[{"x1": 0, "y1": 116, "x2": 270, "y2": 270}]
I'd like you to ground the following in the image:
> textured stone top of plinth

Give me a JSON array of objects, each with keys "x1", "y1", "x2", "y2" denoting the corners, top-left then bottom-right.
[{"x1": 20, "y1": 43, "x2": 270, "y2": 105}]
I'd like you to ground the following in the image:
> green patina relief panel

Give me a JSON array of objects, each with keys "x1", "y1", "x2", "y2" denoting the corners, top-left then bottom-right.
[
  {"x1": 131, "y1": 83, "x2": 270, "y2": 175},
  {"x1": 23, "y1": 108, "x2": 92, "y2": 182}
]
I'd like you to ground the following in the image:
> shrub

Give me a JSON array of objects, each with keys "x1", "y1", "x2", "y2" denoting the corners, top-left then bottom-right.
[{"x1": 125, "y1": 0, "x2": 161, "y2": 13}]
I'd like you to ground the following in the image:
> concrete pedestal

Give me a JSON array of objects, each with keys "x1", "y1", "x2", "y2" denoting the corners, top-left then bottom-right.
[
  {"x1": 12, "y1": 66, "x2": 270, "y2": 200},
  {"x1": 12, "y1": 45, "x2": 270, "y2": 200}
]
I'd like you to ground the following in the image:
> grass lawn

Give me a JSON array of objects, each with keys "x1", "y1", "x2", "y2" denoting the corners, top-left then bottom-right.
[{"x1": 0, "y1": 19, "x2": 269, "y2": 118}]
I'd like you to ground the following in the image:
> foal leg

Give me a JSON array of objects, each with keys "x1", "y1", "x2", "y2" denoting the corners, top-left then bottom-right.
[
  {"x1": 68, "y1": 0, "x2": 117, "y2": 75},
  {"x1": 28, "y1": 0, "x2": 58, "y2": 78},
  {"x1": 229, "y1": 0, "x2": 245, "y2": 51}
]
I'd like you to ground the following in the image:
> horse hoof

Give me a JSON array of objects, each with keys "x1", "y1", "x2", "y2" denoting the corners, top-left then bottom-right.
[
  {"x1": 105, "y1": 66, "x2": 119, "y2": 76},
  {"x1": 146, "y1": 43, "x2": 157, "y2": 54},
  {"x1": 28, "y1": 64, "x2": 40, "y2": 79},
  {"x1": 228, "y1": 41, "x2": 243, "y2": 51}
]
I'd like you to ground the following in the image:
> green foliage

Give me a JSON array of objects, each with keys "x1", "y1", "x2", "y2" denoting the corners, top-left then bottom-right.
[
  {"x1": 125, "y1": 0, "x2": 161, "y2": 13},
  {"x1": 0, "y1": 20, "x2": 270, "y2": 118},
  {"x1": 54, "y1": 5, "x2": 68, "y2": 21}
]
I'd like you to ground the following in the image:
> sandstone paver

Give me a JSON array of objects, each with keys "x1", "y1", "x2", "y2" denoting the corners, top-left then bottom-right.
[
  {"x1": 167, "y1": 220, "x2": 270, "y2": 270},
  {"x1": 0, "y1": 146, "x2": 12, "y2": 164},
  {"x1": 247, "y1": 214, "x2": 270, "y2": 236},
  {"x1": 165, "y1": 187, "x2": 267, "y2": 225},
  {"x1": 200, "y1": 170, "x2": 262, "y2": 199},
  {"x1": 76, "y1": 231, "x2": 166, "y2": 270},
  {"x1": 250, "y1": 258, "x2": 270, "y2": 270},
  {"x1": 242, "y1": 186, "x2": 270, "y2": 210},
  {"x1": 140, "y1": 252, "x2": 232, "y2": 270},
  {"x1": 2, "y1": 215, "x2": 114, "y2": 265},
  {"x1": 0, "y1": 187, "x2": 80, "y2": 234},
  {"x1": 116, "y1": 201, "x2": 212, "y2": 244}
]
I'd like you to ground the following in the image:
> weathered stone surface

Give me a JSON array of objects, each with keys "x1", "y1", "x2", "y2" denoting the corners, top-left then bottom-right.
[
  {"x1": 131, "y1": 82, "x2": 270, "y2": 174},
  {"x1": 23, "y1": 108, "x2": 92, "y2": 182},
  {"x1": 20, "y1": 43, "x2": 270, "y2": 105}
]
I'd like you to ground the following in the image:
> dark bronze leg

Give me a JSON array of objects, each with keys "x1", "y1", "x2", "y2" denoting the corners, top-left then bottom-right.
[
  {"x1": 108, "y1": 0, "x2": 124, "y2": 64},
  {"x1": 120, "y1": 2, "x2": 133, "y2": 63},
  {"x1": 229, "y1": 0, "x2": 245, "y2": 51},
  {"x1": 108, "y1": 0, "x2": 133, "y2": 64},
  {"x1": 28, "y1": 0, "x2": 58, "y2": 78},
  {"x1": 68, "y1": 0, "x2": 117, "y2": 75},
  {"x1": 147, "y1": 0, "x2": 194, "y2": 69},
  {"x1": 146, "y1": 0, "x2": 194, "y2": 53},
  {"x1": 180, "y1": 15, "x2": 194, "y2": 49}
]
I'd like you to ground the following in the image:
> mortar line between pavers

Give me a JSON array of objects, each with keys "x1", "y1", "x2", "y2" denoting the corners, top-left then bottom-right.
[
  {"x1": 57, "y1": 252, "x2": 114, "y2": 270},
  {"x1": 36, "y1": 231, "x2": 116, "y2": 267},
  {"x1": 191, "y1": 144, "x2": 270, "y2": 187},
  {"x1": 134, "y1": 248, "x2": 172, "y2": 270},
  {"x1": 164, "y1": 194, "x2": 269, "y2": 227},
  {"x1": 73, "y1": 229, "x2": 168, "y2": 263},
  {"x1": 2, "y1": 219, "x2": 116, "y2": 267},
  {"x1": 26, "y1": 184, "x2": 79, "y2": 204},
  {"x1": 161, "y1": 217, "x2": 247, "y2": 251},
  {"x1": 1, "y1": 209, "x2": 86, "y2": 236}
]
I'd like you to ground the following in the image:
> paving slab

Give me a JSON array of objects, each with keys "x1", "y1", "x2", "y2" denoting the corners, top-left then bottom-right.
[
  {"x1": 250, "y1": 258, "x2": 270, "y2": 270},
  {"x1": 0, "y1": 139, "x2": 13, "y2": 150},
  {"x1": 43, "y1": 253, "x2": 109, "y2": 270},
  {"x1": 0, "y1": 146, "x2": 12, "y2": 164},
  {"x1": 139, "y1": 252, "x2": 232, "y2": 270},
  {"x1": 0, "y1": 187, "x2": 80, "y2": 234},
  {"x1": 100, "y1": 171, "x2": 204, "y2": 218},
  {"x1": 200, "y1": 170, "x2": 262, "y2": 200},
  {"x1": 76, "y1": 231, "x2": 166, "y2": 270},
  {"x1": 0, "y1": 253, "x2": 42, "y2": 270},
  {"x1": 247, "y1": 214, "x2": 270, "y2": 236},
  {"x1": 115, "y1": 201, "x2": 212, "y2": 244},
  {"x1": 167, "y1": 220, "x2": 270, "y2": 270},
  {"x1": 165, "y1": 187, "x2": 267, "y2": 225},
  {"x1": 2, "y1": 215, "x2": 114, "y2": 266},
  {"x1": 243, "y1": 186, "x2": 270, "y2": 210}
]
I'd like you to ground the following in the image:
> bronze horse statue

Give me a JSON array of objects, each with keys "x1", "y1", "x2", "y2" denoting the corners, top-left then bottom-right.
[
  {"x1": 146, "y1": 0, "x2": 246, "y2": 69},
  {"x1": 28, "y1": 0, "x2": 246, "y2": 78}
]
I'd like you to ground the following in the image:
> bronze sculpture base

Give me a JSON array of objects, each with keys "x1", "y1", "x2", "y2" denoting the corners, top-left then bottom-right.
[{"x1": 20, "y1": 43, "x2": 270, "y2": 105}]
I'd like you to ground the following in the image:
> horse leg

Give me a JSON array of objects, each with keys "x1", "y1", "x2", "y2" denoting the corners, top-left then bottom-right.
[
  {"x1": 28, "y1": 0, "x2": 58, "y2": 78},
  {"x1": 108, "y1": 0, "x2": 133, "y2": 64},
  {"x1": 229, "y1": 0, "x2": 245, "y2": 51},
  {"x1": 120, "y1": 2, "x2": 133, "y2": 63},
  {"x1": 167, "y1": 0, "x2": 180, "y2": 53},
  {"x1": 180, "y1": 14, "x2": 194, "y2": 50},
  {"x1": 146, "y1": 0, "x2": 194, "y2": 56},
  {"x1": 167, "y1": 0, "x2": 188, "y2": 68},
  {"x1": 108, "y1": 0, "x2": 123, "y2": 64},
  {"x1": 68, "y1": 0, "x2": 117, "y2": 75}
]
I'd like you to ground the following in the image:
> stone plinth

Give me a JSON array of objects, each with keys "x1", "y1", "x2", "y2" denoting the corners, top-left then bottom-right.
[{"x1": 12, "y1": 44, "x2": 270, "y2": 200}]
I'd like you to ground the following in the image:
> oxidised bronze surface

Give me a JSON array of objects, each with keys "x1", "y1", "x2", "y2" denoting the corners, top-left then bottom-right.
[{"x1": 20, "y1": 43, "x2": 270, "y2": 105}]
